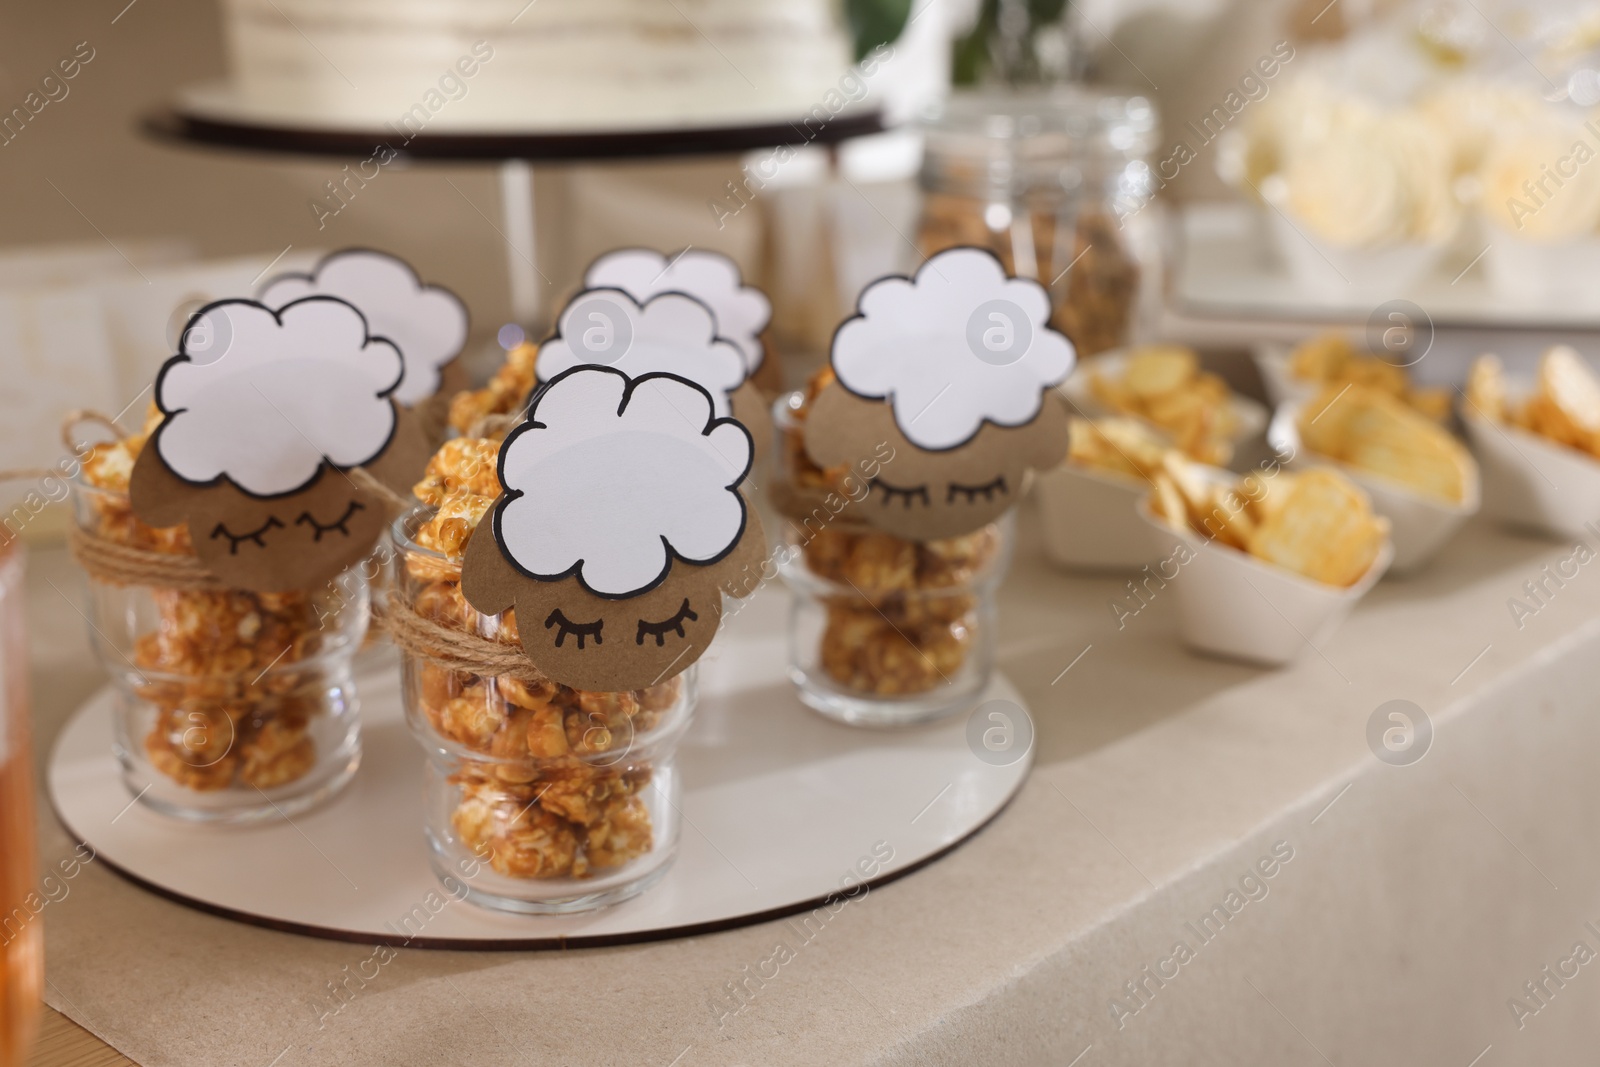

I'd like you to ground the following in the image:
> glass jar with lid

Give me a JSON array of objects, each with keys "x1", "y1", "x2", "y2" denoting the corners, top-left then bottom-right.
[{"x1": 917, "y1": 89, "x2": 1160, "y2": 356}]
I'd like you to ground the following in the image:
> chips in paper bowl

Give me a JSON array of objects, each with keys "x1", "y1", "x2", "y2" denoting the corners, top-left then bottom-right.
[
  {"x1": 1461, "y1": 349, "x2": 1600, "y2": 539},
  {"x1": 1138, "y1": 459, "x2": 1392, "y2": 666},
  {"x1": 1268, "y1": 389, "x2": 1480, "y2": 574}
]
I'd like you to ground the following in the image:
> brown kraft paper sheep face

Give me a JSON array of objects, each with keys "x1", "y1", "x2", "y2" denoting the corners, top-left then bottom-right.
[
  {"x1": 460, "y1": 365, "x2": 766, "y2": 693},
  {"x1": 129, "y1": 295, "x2": 429, "y2": 593},
  {"x1": 805, "y1": 385, "x2": 1070, "y2": 541},
  {"x1": 804, "y1": 247, "x2": 1078, "y2": 542}
]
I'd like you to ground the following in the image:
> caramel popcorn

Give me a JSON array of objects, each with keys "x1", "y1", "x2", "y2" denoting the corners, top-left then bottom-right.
[
  {"x1": 78, "y1": 407, "x2": 345, "y2": 793},
  {"x1": 401, "y1": 420, "x2": 683, "y2": 882},
  {"x1": 805, "y1": 528, "x2": 994, "y2": 696},
  {"x1": 447, "y1": 341, "x2": 536, "y2": 436}
]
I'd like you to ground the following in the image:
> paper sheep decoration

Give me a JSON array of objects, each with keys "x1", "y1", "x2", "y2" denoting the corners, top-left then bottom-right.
[
  {"x1": 803, "y1": 247, "x2": 1076, "y2": 541},
  {"x1": 462, "y1": 365, "x2": 766, "y2": 692},
  {"x1": 130, "y1": 296, "x2": 428, "y2": 592},
  {"x1": 584, "y1": 248, "x2": 771, "y2": 378},
  {"x1": 260, "y1": 248, "x2": 469, "y2": 408},
  {"x1": 542, "y1": 252, "x2": 776, "y2": 464}
]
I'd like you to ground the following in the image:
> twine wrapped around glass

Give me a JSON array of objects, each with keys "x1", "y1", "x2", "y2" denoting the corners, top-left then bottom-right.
[
  {"x1": 388, "y1": 500, "x2": 694, "y2": 914},
  {"x1": 66, "y1": 414, "x2": 366, "y2": 824}
]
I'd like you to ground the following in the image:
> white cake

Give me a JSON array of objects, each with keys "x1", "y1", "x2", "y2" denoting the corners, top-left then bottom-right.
[{"x1": 217, "y1": 0, "x2": 858, "y2": 132}]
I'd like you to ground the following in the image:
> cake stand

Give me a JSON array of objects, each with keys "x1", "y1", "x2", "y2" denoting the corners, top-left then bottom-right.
[{"x1": 144, "y1": 86, "x2": 886, "y2": 327}]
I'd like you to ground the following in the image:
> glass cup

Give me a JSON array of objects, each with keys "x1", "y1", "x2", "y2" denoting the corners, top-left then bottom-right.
[
  {"x1": 70, "y1": 479, "x2": 366, "y2": 823},
  {"x1": 772, "y1": 392, "x2": 1014, "y2": 726},
  {"x1": 393, "y1": 507, "x2": 694, "y2": 914},
  {"x1": 0, "y1": 541, "x2": 39, "y2": 1067}
]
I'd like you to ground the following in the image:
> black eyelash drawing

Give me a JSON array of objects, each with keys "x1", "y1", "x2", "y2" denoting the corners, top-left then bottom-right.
[
  {"x1": 872, "y1": 478, "x2": 931, "y2": 508},
  {"x1": 947, "y1": 476, "x2": 1009, "y2": 504},
  {"x1": 295, "y1": 500, "x2": 366, "y2": 541},
  {"x1": 636, "y1": 599, "x2": 698, "y2": 646},
  {"x1": 211, "y1": 516, "x2": 284, "y2": 554},
  {"x1": 546, "y1": 608, "x2": 604, "y2": 649}
]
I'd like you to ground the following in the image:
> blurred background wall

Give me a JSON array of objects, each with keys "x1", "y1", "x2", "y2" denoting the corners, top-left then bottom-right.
[{"x1": 0, "y1": 0, "x2": 1299, "y2": 337}]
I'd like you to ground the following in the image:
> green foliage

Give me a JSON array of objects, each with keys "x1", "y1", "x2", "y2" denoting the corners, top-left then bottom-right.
[
  {"x1": 844, "y1": 0, "x2": 914, "y2": 61},
  {"x1": 953, "y1": 0, "x2": 1072, "y2": 85},
  {"x1": 952, "y1": 0, "x2": 1000, "y2": 85}
]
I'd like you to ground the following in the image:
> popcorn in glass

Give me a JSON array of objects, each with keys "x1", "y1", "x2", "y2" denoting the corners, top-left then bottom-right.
[
  {"x1": 773, "y1": 387, "x2": 1012, "y2": 726},
  {"x1": 395, "y1": 436, "x2": 692, "y2": 912},
  {"x1": 71, "y1": 413, "x2": 365, "y2": 822}
]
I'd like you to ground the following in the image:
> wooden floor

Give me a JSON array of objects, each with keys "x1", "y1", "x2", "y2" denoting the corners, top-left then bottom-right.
[{"x1": 29, "y1": 1007, "x2": 132, "y2": 1067}]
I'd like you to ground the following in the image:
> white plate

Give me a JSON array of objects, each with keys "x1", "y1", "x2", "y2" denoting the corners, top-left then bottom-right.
[
  {"x1": 1267, "y1": 401, "x2": 1480, "y2": 575},
  {"x1": 48, "y1": 623, "x2": 1031, "y2": 947}
]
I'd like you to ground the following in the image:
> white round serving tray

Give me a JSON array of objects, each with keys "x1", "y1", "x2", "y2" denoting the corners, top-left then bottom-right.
[{"x1": 48, "y1": 623, "x2": 1031, "y2": 948}]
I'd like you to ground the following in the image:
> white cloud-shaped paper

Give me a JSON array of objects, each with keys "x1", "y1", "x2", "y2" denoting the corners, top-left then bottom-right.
[
  {"x1": 832, "y1": 248, "x2": 1076, "y2": 450},
  {"x1": 260, "y1": 249, "x2": 468, "y2": 407},
  {"x1": 155, "y1": 298, "x2": 403, "y2": 496},
  {"x1": 497, "y1": 367, "x2": 751, "y2": 598},
  {"x1": 535, "y1": 290, "x2": 747, "y2": 419},
  {"x1": 585, "y1": 248, "x2": 771, "y2": 374}
]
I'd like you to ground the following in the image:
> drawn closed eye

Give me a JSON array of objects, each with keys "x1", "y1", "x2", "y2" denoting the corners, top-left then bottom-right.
[
  {"x1": 211, "y1": 516, "x2": 284, "y2": 554},
  {"x1": 872, "y1": 478, "x2": 931, "y2": 508},
  {"x1": 295, "y1": 500, "x2": 365, "y2": 541},
  {"x1": 636, "y1": 599, "x2": 698, "y2": 646},
  {"x1": 947, "y1": 475, "x2": 1008, "y2": 504},
  {"x1": 546, "y1": 608, "x2": 603, "y2": 649}
]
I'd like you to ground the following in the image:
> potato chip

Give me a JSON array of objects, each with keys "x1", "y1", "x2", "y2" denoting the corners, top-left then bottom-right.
[
  {"x1": 1199, "y1": 483, "x2": 1256, "y2": 551},
  {"x1": 1289, "y1": 331, "x2": 1356, "y2": 384},
  {"x1": 1247, "y1": 468, "x2": 1389, "y2": 587},
  {"x1": 1067, "y1": 415, "x2": 1168, "y2": 480},
  {"x1": 1288, "y1": 330, "x2": 1443, "y2": 418},
  {"x1": 1088, "y1": 345, "x2": 1240, "y2": 464},
  {"x1": 1143, "y1": 452, "x2": 1385, "y2": 588},
  {"x1": 1463, "y1": 352, "x2": 1523, "y2": 425},
  {"x1": 1124, "y1": 346, "x2": 1198, "y2": 398},
  {"x1": 1087, "y1": 373, "x2": 1136, "y2": 412},
  {"x1": 1408, "y1": 387, "x2": 1452, "y2": 423},
  {"x1": 1297, "y1": 384, "x2": 1472, "y2": 504},
  {"x1": 1241, "y1": 468, "x2": 1297, "y2": 526},
  {"x1": 1148, "y1": 473, "x2": 1188, "y2": 531},
  {"x1": 1538, "y1": 345, "x2": 1600, "y2": 442},
  {"x1": 1479, "y1": 346, "x2": 1600, "y2": 458},
  {"x1": 1095, "y1": 417, "x2": 1169, "y2": 473}
]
